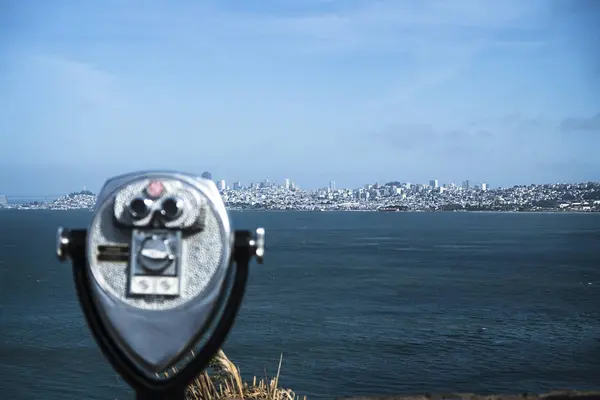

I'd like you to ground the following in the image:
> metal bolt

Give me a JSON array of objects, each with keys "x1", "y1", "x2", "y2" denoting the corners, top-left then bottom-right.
[
  {"x1": 56, "y1": 226, "x2": 70, "y2": 262},
  {"x1": 253, "y1": 227, "x2": 265, "y2": 264}
]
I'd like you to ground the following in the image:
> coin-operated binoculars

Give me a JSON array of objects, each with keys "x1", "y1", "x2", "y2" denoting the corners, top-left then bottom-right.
[{"x1": 56, "y1": 171, "x2": 265, "y2": 400}]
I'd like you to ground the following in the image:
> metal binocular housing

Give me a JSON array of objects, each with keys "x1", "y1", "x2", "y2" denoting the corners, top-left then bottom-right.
[{"x1": 56, "y1": 170, "x2": 265, "y2": 400}]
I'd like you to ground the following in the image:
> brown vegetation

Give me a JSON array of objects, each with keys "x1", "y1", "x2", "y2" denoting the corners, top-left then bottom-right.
[{"x1": 185, "y1": 350, "x2": 307, "y2": 400}]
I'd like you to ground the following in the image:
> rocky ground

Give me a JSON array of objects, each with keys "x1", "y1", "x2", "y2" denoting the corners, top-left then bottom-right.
[{"x1": 337, "y1": 391, "x2": 600, "y2": 400}]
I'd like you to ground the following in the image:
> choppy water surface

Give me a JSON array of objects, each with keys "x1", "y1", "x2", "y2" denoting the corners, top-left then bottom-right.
[{"x1": 0, "y1": 211, "x2": 599, "y2": 400}]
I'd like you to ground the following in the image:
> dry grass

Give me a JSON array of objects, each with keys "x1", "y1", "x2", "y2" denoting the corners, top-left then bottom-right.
[{"x1": 186, "y1": 350, "x2": 307, "y2": 400}]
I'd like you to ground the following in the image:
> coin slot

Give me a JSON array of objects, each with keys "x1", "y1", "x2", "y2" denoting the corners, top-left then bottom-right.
[{"x1": 97, "y1": 244, "x2": 130, "y2": 262}]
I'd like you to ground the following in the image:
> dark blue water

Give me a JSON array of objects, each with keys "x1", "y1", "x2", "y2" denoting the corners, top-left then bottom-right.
[{"x1": 1, "y1": 211, "x2": 599, "y2": 400}]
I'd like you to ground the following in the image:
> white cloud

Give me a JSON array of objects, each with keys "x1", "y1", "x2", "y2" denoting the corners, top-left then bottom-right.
[
  {"x1": 155, "y1": 0, "x2": 550, "y2": 123},
  {"x1": 5, "y1": 1, "x2": 561, "y2": 167},
  {"x1": 96, "y1": 0, "x2": 550, "y2": 56},
  {"x1": 19, "y1": 0, "x2": 554, "y2": 119},
  {"x1": 5, "y1": 52, "x2": 149, "y2": 165},
  {"x1": 233, "y1": 0, "x2": 546, "y2": 48},
  {"x1": 31, "y1": 54, "x2": 126, "y2": 109}
]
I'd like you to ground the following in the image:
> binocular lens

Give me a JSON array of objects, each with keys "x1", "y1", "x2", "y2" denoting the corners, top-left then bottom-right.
[
  {"x1": 161, "y1": 197, "x2": 182, "y2": 220},
  {"x1": 129, "y1": 197, "x2": 150, "y2": 219},
  {"x1": 128, "y1": 196, "x2": 182, "y2": 220}
]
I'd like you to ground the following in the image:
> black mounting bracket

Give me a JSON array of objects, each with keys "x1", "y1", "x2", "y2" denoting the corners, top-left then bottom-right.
[{"x1": 56, "y1": 227, "x2": 265, "y2": 400}]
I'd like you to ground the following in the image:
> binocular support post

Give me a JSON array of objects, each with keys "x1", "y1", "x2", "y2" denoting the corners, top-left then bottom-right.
[{"x1": 57, "y1": 227, "x2": 265, "y2": 400}]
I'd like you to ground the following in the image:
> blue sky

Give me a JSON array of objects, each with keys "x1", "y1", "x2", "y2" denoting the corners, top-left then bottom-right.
[{"x1": 1, "y1": 0, "x2": 599, "y2": 194}]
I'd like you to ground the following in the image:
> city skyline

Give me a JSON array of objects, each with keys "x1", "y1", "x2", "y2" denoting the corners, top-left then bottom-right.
[
  {"x1": 6, "y1": 172, "x2": 600, "y2": 199},
  {"x1": 2, "y1": 179, "x2": 599, "y2": 213},
  {"x1": 204, "y1": 175, "x2": 494, "y2": 191},
  {"x1": 1, "y1": 1, "x2": 599, "y2": 195}
]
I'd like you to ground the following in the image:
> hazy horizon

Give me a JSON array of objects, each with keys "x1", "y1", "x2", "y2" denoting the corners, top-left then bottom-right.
[
  {"x1": 0, "y1": 171, "x2": 600, "y2": 199},
  {"x1": 1, "y1": 0, "x2": 599, "y2": 195}
]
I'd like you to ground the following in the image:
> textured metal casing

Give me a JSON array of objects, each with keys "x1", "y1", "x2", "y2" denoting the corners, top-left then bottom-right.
[{"x1": 85, "y1": 171, "x2": 233, "y2": 378}]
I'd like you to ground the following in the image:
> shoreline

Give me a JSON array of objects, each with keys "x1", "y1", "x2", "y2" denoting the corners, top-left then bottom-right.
[
  {"x1": 192, "y1": 351, "x2": 600, "y2": 400},
  {"x1": 336, "y1": 391, "x2": 600, "y2": 400},
  {"x1": 194, "y1": 351, "x2": 600, "y2": 400},
  {"x1": 3, "y1": 183, "x2": 599, "y2": 213},
  {"x1": 1, "y1": 208, "x2": 599, "y2": 214}
]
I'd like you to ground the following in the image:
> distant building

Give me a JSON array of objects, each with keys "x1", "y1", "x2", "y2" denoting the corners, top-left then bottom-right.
[
  {"x1": 284, "y1": 178, "x2": 291, "y2": 190},
  {"x1": 217, "y1": 180, "x2": 226, "y2": 191},
  {"x1": 232, "y1": 181, "x2": 242, "y2": 190},
  {"x1": 462, "y1": 180, "x2": 470, "y2": 190},
  {"x1": 0, "y1": 195, "x2": 7, "y2": 205},
  {"x1": 429, "y1": 179, "x2": 438, "y2": 188},
  {"x1": 201, "y1": 171, "x2": 212, "y2": 180},
  {"x1": 329, "y1": 180, "x2": 336, "y2": 191},
  {"x1": 481, "y1": 183, "x2": 488, "y2": 191}
]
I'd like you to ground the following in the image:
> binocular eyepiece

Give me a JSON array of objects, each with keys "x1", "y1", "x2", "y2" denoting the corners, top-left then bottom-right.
[{"x1": 56, "y1": 171, "x2": 265, "y2": 400}]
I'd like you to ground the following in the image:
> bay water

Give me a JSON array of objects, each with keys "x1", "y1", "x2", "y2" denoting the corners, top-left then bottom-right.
[{"x1": 1, "y1": 211, "x2": 599, "y2": 399}]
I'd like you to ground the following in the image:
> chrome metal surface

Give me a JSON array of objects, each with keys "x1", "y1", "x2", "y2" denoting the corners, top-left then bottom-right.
[
  {"x1": 56, "y1": 226, "x2": 70, "y2": 262},
  {"x1": 84, "y1": 171, "x2": 233, "y2": 378},
  {"x1": 253, "y1": 227, "x2": 265, "y2": 264}
]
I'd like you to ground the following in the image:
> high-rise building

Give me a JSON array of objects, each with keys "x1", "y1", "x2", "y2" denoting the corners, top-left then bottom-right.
[
  {"x1": 462, "y1": 180, "x2": 470, "y2": 190},
  {"x1": 481, "y1": 183, "x2": 488, "y2": 191},
  {"x1": 429, "y1": 179, "x2": 438, "y2": 188},
  {"x1": 232, "y1": 181, "x2": 242, "y2": 190},
  {"x1": 329, "y1": 180, "x2": 336, "y2": 191},
  {"x1": 284, "y1": 178, "x2": 291, "y2": 190},
  {"x1": 201, "y1": 171, "x2": 212, "y2": 180},
  {"x1": 217, "y1": 180, "x2": 226, "y2": 191}
]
